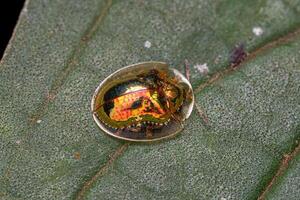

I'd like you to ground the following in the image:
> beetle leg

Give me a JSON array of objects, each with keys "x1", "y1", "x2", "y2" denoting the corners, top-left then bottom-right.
[
  {"x1": 165, "y1": 99, "x2": 183, "y2": 128},
  {"x1": 146, "y1": 126, "x2": 153, "y2": 138},
  {"x1": 114, "y1": 128, "x2": 122, "y2": 136},
  {"x1": 171, "y1": 114, "x2": 184, "y2": 128},
  {"x1": 194, "y1": 103, "x2": 209, "y2": 125},
  {"x1": 184, "y1": 59, "x2": 191, "y2": 81}
]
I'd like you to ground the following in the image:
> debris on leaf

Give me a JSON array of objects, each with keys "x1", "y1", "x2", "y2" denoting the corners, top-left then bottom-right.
[
  {"x1": 194, "y1": 63, "x2": 209, "y2": 75},
  {"x1": 74, "y1": 152, "x2": 81, "y2": 160},
  {"x1": 144, "y1": 40, "x2": 151, "y2": 48},
  {"x1": 252, "y1": 26, "x2": 264, "y2": 36},
  {"x1": 229, "y1": 43, "x2": 248, "y2": 67},
  {"x1": 214, "y1": 55, "x2": 222, "y2": 64}
]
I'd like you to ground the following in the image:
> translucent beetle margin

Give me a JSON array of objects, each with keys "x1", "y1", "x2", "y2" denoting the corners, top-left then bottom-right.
[{"x1": 91, "y1": 61, "x2": 194, "y2": 142}]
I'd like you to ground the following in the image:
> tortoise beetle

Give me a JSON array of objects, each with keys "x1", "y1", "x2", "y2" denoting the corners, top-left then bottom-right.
[{"x1": 91, "y1": 61, "x2": 194, "y2": 142}]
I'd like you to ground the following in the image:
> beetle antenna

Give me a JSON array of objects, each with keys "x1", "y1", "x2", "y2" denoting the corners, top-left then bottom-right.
[{"x1": 184, "y1": 59, "x2": 190, "y2": 81}]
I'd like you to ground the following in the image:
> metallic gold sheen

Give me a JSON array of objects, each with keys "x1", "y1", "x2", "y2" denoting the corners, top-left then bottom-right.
[{"x1": 91, "y1": 61, "x2": 194, "y2": 142}]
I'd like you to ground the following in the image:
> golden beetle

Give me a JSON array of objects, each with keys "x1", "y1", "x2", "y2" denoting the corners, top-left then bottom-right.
[{"x1": 91, "y1": 62, "x2": 194, "y2": 142}]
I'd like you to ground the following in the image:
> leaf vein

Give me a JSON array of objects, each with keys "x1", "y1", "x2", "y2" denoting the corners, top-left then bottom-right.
[
  {"x1": 29, "y1": 0, "x2": 113, "y2": 123},
  {"x1": 257, "y1": 141, "x2": 300, "y2": 200},
  {"x1": 194, "y1": 27, "x2": 300, "y2": 94},
  {"x1": 75, "y1": 143, "x2": 129, "y2": 200}
]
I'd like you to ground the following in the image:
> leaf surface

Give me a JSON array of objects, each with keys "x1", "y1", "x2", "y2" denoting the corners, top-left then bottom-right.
[{"x1": 0, "y1": 0, "x2": 300, "y2": 199}]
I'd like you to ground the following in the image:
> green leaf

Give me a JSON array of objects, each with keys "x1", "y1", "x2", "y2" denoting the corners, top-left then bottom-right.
[{"x1": 1, "y1": 0, "x2": 300, "y2": 199}]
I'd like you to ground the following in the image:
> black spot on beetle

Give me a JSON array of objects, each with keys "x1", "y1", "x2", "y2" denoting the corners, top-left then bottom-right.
[{"x1": 131, "y1": 97, "x2": 143, "y2": 109}]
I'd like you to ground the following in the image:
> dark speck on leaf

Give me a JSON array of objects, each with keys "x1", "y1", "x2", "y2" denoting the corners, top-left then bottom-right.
[
  {"x1": 74, "y1": 152, "x2": 81, "y2": 160},
  {"x1": 230, "y1": 43, "x2": 248, "y2": 67}
]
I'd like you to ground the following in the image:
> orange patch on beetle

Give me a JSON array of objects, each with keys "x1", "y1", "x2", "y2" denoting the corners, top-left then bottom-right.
[{"x1": 109, "y1": 88, "x2": 166, "y2": 121}]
